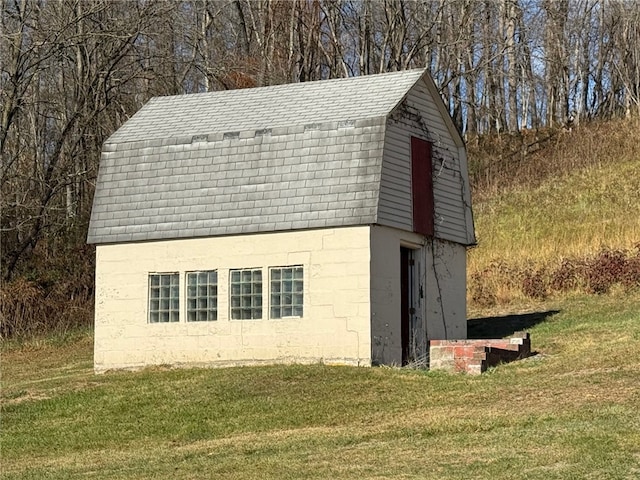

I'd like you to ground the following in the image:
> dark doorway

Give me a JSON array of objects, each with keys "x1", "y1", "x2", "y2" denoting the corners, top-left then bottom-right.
[{"x1": 400, "y1": 247, "x2": 415, "y2": 365}]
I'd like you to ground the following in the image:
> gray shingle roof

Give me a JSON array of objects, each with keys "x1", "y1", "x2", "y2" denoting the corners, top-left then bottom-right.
[
  {"x1": 88, "y1": 69, "x2": 427, "y2": 244},
  {"x1": 107, "y1": 69, "x2": 425, "y2": 144}
]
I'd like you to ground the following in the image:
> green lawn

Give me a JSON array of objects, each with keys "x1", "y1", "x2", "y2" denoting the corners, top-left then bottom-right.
[{"x1": 2, "y1": 294, "x2": 640, "y2": 479}]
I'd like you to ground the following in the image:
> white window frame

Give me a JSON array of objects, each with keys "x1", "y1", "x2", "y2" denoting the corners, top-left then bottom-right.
[
  {"x1": 269, "y1": 266, "x2": 304, "y2": 319},
  {"x1": 148, "y1": 272, "x2": 180, "y2": 323},
  {"x1": 186, "y1": 270, "x2": 218, "y2": 321},
  {"x1": 229, "y1": 268, "x2": 263, "y2": 320}
]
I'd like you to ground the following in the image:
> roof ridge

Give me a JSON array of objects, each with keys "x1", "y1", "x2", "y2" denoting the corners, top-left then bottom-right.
[
  {"x1": 152, "y1": 68, "x2": 426, "y2": 101},
  {"x1": 108, "y1": 68, "x2": 426, "y2": 144}
]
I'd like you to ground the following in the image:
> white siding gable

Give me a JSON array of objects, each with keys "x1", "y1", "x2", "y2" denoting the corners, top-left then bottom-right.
[{"x1": 378, "y1": 78, "x2": 475, "y2": 245}]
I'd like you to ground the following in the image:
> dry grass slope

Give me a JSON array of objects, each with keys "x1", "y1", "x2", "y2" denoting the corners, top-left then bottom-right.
[{"x1": 467, "y1": 118, "x2": 640, "y2": 310}]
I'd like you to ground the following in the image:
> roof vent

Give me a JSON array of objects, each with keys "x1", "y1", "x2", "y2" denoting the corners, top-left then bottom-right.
[
  {"x1": 255, "y1": 128, "x2": 272, "y2": 137},
  {"x1": 191, "y1": 134, "x2": 208, "y2": 143},
  {"x1": 223, "y1": 131, "x2": 240, "y2": 140}
]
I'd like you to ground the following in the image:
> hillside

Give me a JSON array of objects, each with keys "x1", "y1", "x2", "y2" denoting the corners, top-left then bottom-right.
[
  {"x1": 467, "y1": 118, "x2": 640, "y2": 311},
  {"x1": 3, "y1": 117, "x2": 640, "y2": 479}
]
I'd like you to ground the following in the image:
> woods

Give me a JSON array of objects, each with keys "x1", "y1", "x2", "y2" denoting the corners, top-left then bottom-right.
[{"x1": 2, "y1": 0, "x2": 640, "y2": 337}]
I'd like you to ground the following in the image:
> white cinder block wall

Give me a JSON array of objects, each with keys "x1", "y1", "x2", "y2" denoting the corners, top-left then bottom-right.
[
  {"x1": 94, "y1": 226, "x2": 372, "y2": 372},
  {"x1": 370, "y1": 225, "x2": 467, "y2": 365},
  {"x1": 423, "y1": 238, "x2": 467, "y2": 341}
]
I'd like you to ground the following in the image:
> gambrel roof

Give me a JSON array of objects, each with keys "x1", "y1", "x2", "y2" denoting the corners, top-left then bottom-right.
[{"x1": 88, "y1": 69, "x2": 469, "y2": 244}]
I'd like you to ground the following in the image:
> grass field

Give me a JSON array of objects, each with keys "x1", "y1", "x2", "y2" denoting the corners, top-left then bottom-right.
[{"x1": 2, "y1": 293, "x2": 640, "y2": 479}]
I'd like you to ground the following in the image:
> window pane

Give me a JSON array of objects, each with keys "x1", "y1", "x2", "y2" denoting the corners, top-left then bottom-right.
[
  {"x1": 229, "y1": 268, "x2": 262, "y2": 320},
  {"x1": 186, "y1": 270, "x2": 217, "y2": 322},
  {"x1": 270, "y1": 266, "x2": 303, "y2": 318},
  {"x1": 149, "y1": 273, "x2": 180, "y2": 323}
]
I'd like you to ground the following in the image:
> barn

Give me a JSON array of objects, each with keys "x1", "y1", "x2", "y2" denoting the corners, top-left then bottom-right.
[{"x1": 87, "y1": 68, "x2": 476, "y2": 372}]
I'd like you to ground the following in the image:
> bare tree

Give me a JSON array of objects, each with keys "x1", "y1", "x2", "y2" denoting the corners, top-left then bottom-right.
[
  {"x1": 3, "y1": 0, "x2": 640, "y2": 334},
  {"x1": 1, "y1": 0, "x2": 167, "y2": 280}
]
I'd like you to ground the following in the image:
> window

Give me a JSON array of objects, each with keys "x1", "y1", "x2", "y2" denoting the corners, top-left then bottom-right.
[
  {"x1": 186, "y1": 271, "x2": 218, "y2": 321},
  {"x1": 230, "y1": 268, "x2": 262, "y2": 319},
  {"x1": 270, "y1": 266, "x2": 303, "y2": 318},
  {"x1": 148, "y1": 273, "x2": 179, "y2": 323}
]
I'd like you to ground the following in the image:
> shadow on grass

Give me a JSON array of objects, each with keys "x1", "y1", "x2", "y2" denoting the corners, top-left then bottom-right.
[{"x1": 467, "y1": 310, "x2": 560, "y2": 339}]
